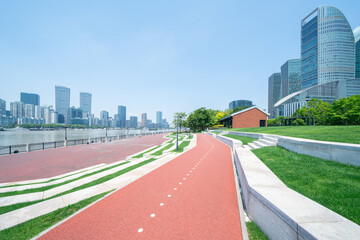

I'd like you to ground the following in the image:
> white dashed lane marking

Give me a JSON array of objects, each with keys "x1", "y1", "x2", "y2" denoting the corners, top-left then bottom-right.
[
  {"x1": 138, "y1": 228, "x2": 143, "y2": 233},
  {"x1": 174, "y1": 188, "x2": 177, "y2": 190},
  {"x1": 160, "y1": 203, "x2": 164, "y2": 206},
  {"x1": 168, "y1": 194, "x2": 171, "y2": 197},
  {"x1": 150, "y1": 214, "x2": 155, "y2": 218}
]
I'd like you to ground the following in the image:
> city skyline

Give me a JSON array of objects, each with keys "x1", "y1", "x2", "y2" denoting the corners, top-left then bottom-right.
[{"x1": 1, "y1": 1, "x2": 360, "y2": 121}]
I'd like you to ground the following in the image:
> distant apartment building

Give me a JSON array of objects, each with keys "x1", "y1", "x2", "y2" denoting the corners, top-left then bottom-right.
[
  {"x1": 55, "y1": 86, "x2": 70, "y2": 123},
  {"x1": 268, "y1": 73, "x2": 282, "y2": 118},
  {"x1": 229, "y1": 100, "x2": 253, "y2": 110},
  {"x1": 118, "y1": 106, "x2": 126, "y2": 128},
  {"x1": 281, "y1": 59, "x2": 301, "y2": 98},
  {"x1": 10, "y1": 101, "x2": 24, "y2": 118},
  {"x1": 130, "y1": 116, "x2": 138, "y2": 128},
  {"x1": 141, "y1": 113, "x2": 147, "y2": 127},
  {"x1": 0, "y1": 99, "x2": 6, "y2": 115},
  {"x1": 355, "y1": 26, "x2": 360, "y2": 78},
  {"x1": 67, "y1": 106, "x2": 83, "y2": 124},
  {"x1": 24, "y1": 104, "x2": 35, "y2": 118},
  {"x1": 156, "y1": 111, "x2": 162, "y2": 128},
  {"x1": 80, "y1": 92, "x2": 92, "y2": 114},
  {"x1": 20, "y1": 92, "x2": 40, "y2": 106}
]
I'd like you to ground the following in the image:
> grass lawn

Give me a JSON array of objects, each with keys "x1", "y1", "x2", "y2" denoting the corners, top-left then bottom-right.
[
  {"x1": 223, "y1": 134, "x2": 257, "y2": 145},
  {"x1": 227, "y1": 125, "x2": 360, "y2": 144},
  {"x1": 0, "y1": 161, "x2": 129, "y2": 197},
  {"x1": 252, "y1": 146, "x2": 360, "y2": 225},
  {"x1": 246, "y1": 221, "x2": 268, "y2": 240},
  {"x1": 132, "y1": 145, "x2": 161, "y2": 158},
  {"x1": 0, "y1": 190, "x2": 113, "y2": 240},
  {"x1": 151, "y1": 143, "x2": 174, "y2": 156},
  {"x1": 0, "y1": 158, "x2": 157, "y2": 215},
  {"x1": 171, "y1": 141, "x2": 190, "y2": 153}
]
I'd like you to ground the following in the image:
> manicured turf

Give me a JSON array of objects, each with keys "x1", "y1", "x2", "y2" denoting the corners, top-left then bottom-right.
[
  {"x1": 0, "y1": 158, "x2": 157, "y2": 215},
  {"x1": 246, "y1": 221, "x2": 268, "y2": 240},
  {"x1": 227, "y1": 125, "x2": 360, "y2": 144},
  {"x1": 151, "y1": 143, "x2": 174, "y2": 156},
  {"x1": 171, "y1": 141, "x2": 190, "y2": 153},
  {"x1": 223, "y1": 134, "x2": 257, "y2": 145},
  {"x1": 132, "y1": 145, "x2": 161, "y2": 158},
  {"x1": 252, "y1": 146, "x2": 360, "y2": 225},
  {"x1": 0, "y1": 161, "x2": 129, "y2": 197},
  {"x1": 0, "y1": 190, "x2": 113, "y2": 240}
]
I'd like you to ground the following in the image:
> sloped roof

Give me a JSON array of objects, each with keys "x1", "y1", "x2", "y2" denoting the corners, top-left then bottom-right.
[{"x1": 219, "y1": 106, "x2": 269, "y2": 122}]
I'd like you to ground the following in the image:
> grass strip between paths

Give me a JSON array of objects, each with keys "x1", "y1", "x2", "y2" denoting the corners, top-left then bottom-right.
[
  {"x1": 0, "y1": 161, "x2": 130, "y2": 197},
  {"x1": 0, "y1": 190, "x2": 114, "y2": 240},
  {"x1": 252, "y1": 146, "x2": 360, "y2": 225},
  {"x1": 0, "y1": 158, "x2": 157, "y2": 215},
  {"x1": 0, "y1": 165, "x2": 104, "y2": 189},
  {"x1": 246, "y1": 221, "x2": 268, "y2": 240},
  {"x1": 132, "y1": 145, "x2": 161, "y2": 158},
  {"x1": 151, "y1": 143, "x2": 174, "y2": 156},
  {"x1": 223, "y1": 134, "x2": 257, "y2": 145},
  {"x1": 171, "y1": 141, "x2": 190, "y2": 153}
]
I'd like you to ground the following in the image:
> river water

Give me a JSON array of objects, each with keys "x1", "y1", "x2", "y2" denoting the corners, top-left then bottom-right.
[{"x1": 0, "y1": 128, "x2": 149, "y2": 146}]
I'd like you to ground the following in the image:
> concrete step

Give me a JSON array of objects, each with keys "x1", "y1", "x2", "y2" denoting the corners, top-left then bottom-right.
[
  {"x1": 263, "y1": 136, "x2": 278, "y2": 143},
  {"x1": 247, "y1": 143, "x2": 260, "y2": 149},
  {"x1": 252, "y1": 141, "x2": 268, "y2": 148},
  {"x1": 258, "y1": 139, "x2": 277, "y2": 146},
  {"x1": 243, "y1": 145, "x2": 252, "y2": 150}
]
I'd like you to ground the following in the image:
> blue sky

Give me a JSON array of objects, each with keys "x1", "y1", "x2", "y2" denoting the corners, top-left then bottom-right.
[{"x1": 1, "y1": 0, "x2": 359, "y2": 122}]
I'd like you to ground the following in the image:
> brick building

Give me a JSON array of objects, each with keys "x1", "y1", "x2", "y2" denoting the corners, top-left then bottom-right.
[{"x1": 219, "y1": 106, "x2": 269, "y2": 128}]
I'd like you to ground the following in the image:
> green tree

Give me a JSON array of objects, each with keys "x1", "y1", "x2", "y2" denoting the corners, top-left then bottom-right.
[
  {"x1": 187, "y1": 107, "x2": 215, "y2": 132},
  {"x1": 292, "y1": 99, "x2": 331, "y2": 125},
  {"x1": 292, "y1": 118, "x2": 306, "y2": 126}
]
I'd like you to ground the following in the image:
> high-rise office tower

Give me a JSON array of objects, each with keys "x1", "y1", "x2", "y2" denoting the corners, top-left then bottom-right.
[
  {"x1": 0, "y1": 99, "x2": 6, "y2": 115},
  {"x1": 268, "y1": 73, "x2": 282, "y2": 118},
  {"x1": 354, "y1": 26, "x2": 360, "y2": 79},
  {"x1": 301, "y1": 6, "x2": 355, "y2": 89},
  {"x1": 80, "y1": 92, "x2": 92, "y2": 114},
  {"x1": 229, "y1": 100, "x2": 253, "y2": 110},
  {"x1": 118, "y1": 106, "x2": 126, "y2": 128},
  {"x1": 141, "y1": 113, "x2": 147, "y2": 127},
  {"x1": 100, "y1": 111, "x2": 109, "y2": 121},
  {"x1": 20, "y1": 92, "x2": 40, "y2": 106},
  {"x1": 10, "y1": 101, "x2": 24, "y2": 118},
  {"x1": 130, "y1": 116, "x2": 138, "y2": 128},
  {"x1": 156, "y1": 111, "x2": 162, "y2": 127},
  {"x1": 55, "y1": 86, "x2": 70, "y2": 123},
  {"x1": 281, "y1": 59, "x2": 301, "y2": 98}
]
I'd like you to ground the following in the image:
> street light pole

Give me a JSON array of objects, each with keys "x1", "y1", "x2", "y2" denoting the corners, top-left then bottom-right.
[
  {"x1": 176, "y1": 116, "x2": 179, "y2": 151},
  {"x1": 105, "y1": 127, "x2": 108, "y2": 142},
  {"x1": 64, "y1": 126, "x2": 68, "y2": 147}
]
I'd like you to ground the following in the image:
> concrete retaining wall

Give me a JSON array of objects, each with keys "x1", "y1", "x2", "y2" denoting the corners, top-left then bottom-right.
[
  {"x1": 209, "y1": 133, "x2": 360, "y2": 240},
  {"x1": 226, "y1": 131, "x2": 360, "y2": 167}
]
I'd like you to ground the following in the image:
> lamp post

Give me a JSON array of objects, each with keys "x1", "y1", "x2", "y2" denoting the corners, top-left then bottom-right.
[
  {"x1": 105, "y1": 127, "x2": 108, "y2": 142},
  {"x1": 64, "y1": 126, "x2": 68, "y2": 147},
  {"x1": 176, "y1": 116, "x2": 179, "y2": 151}
]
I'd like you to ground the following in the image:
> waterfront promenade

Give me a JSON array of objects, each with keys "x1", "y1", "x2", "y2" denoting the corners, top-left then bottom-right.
[
  {"x1": 0, "y1": 134, "x2": 167, "y2": 183},
  {"x1": 38, "y1": 134, "x2": 243, "y2": 239}
]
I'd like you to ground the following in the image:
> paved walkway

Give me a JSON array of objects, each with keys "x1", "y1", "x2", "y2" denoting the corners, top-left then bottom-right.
[
  {"x1": 0, "y1": 134, "x2": 167, "y2": 183},
  {"x1": 39, "y1": 134, "x2": 242, "y2": 239}
]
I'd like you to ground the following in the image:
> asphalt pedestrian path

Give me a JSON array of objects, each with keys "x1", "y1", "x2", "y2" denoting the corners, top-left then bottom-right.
[{"x1": 39, "y1": 134, "x2": 243, "y2": 239}]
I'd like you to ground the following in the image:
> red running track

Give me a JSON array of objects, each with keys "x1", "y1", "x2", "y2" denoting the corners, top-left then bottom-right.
[
  {"x1": 0, "y1": 134, "x2": 167, "y2": 183},
  {"x1": 40, "y1": 134, "x2": 243, "y2": 240}
]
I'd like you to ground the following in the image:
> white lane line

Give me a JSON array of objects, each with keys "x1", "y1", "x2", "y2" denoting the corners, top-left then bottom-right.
[
  {"x1": 150, "y1": 214, "x2": 155, "y2": 218},
  {"x1": 179, "y1": 182, "x2": 182, "y2": 185},
  {"x1": 174, "y1": 188, "x2": 177, "y2": 190},
  {"x1": 160, "y1": 203, "x2": 164, "y2": 206},
  {"x1": 187, "y1": 174, "x2": 189, "y2": 176},
  {"x1": 138, "y1": 228, "x2": 143, "y2": 233},
  {"x1": 168, "y1": 194, "x2": 171, "y2": 197},
  {"x1": 183, "y1": 178, "x2": 186, "y2": 180}
]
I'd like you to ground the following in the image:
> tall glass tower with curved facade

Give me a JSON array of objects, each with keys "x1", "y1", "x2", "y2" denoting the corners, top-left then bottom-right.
[
  {"x1": 301, "y1": 6, "x2": 355, "y2": 89},
  {"x1": 354, "y1": 26, "x2": 360, "y2": 79}
]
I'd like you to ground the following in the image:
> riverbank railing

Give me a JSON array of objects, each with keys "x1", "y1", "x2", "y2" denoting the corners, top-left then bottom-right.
[{"x1": 0, "y1": 129, "x2": 173, "y2": 156}]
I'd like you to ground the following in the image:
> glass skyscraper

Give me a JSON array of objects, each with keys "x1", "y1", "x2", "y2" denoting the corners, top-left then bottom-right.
[
  {"x1": 228, "y1": 100, "x2": 253, "y2": 110},
  {"x1": 55, "y1": 86, "x2": 70, "y2": 124},
  {"x1": 301, "y1": 6, "x2": 355, "y2": 89},
  {"x1": 80, "y1": 92, "x2": 92, "y2": 114},
  {"x1": 268, "y1": 73, "x2": 281, "y2": 118},
  {"x1": 156, "y1": 111, "x2": 162, "y2": 127},
  {"x1": 281, "y1": 59, "x2": 301, "y2": 98},
  {"x1": 354, "y1": 26, "x2": 360, "y2": 78},
  {"x1": 20, "y1": 92, "x2": 40, "y2": 106},
  {"x1": 118, "y1": 105, "x2": 126, "y2": 128}
]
